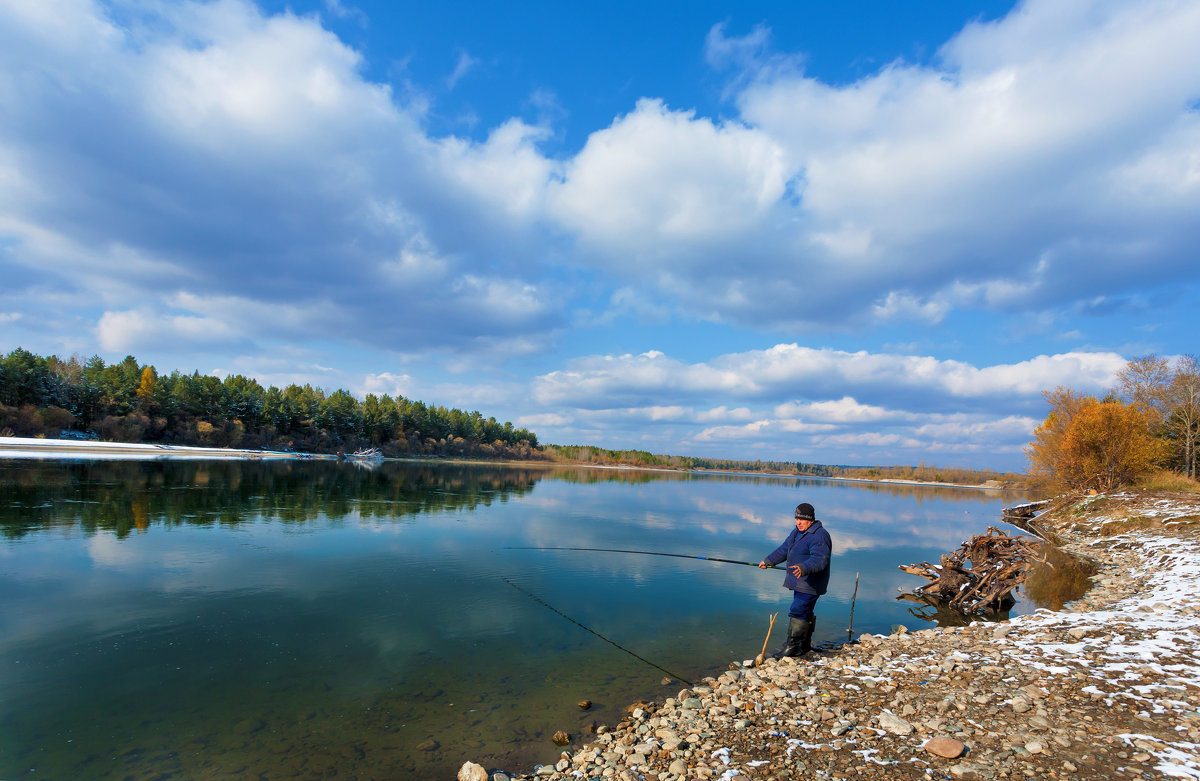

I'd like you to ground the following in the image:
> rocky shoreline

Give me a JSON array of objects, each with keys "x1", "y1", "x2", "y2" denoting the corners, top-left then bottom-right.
[{"x1": 460, "y1": 490, "x2": 1200, "y2": 781}]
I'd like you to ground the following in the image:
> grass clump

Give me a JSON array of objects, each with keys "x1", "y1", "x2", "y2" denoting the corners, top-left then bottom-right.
[
  {"x1": 1136, "y1": 470, "x2": 1200, "y2": 493},
  {"x1": 1072, "y1": 495, "x2": 1108, "y2": 515},
  {"x1": 1098, "y1": 516, "x2": 1165, "y2": 535}
]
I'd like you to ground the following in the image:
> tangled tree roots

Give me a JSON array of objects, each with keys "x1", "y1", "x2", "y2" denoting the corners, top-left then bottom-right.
[{"x1": 899, "y1": 526, "x2": 1045, "y2": 611}]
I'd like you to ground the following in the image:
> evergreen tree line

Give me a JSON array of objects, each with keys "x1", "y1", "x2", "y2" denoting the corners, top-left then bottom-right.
[
  {"x1": 1026, "y1": 353, "x2": 1200, "y2": 492},
  {"x1": 0, "y1": 348, "x2": 539, "y2": 458}
]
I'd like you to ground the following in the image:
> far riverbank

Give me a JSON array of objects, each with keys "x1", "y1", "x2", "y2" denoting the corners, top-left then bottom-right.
[{"x1": 0, "y1": 436, "x2": 1020, "y2": 493}]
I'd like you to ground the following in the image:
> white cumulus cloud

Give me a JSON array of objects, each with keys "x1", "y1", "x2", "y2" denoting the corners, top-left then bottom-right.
[
  {"x1": 533, "y1": 344, "x2": 1126, "y2": 412},
  {"x1": 549, "y1": 98, "x2": 789, "y2": 253}
]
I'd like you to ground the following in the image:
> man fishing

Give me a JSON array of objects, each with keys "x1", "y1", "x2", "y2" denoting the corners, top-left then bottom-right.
[{"x1": 759, "y1": 502, "x2": 832, "y2": 658}]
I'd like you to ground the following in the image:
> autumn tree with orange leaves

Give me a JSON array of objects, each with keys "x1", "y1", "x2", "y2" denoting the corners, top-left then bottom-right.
[{"x1": 1026, "y1": 388, "x2": 1166, "y2": 492}]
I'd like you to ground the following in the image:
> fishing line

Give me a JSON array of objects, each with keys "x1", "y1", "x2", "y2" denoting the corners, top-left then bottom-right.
[
  {"x1": 503, "y1": 578, "x2": 693, "y2": 685},
  {"x1": 505, "y1": 546, "x2": 776, "y2": 569}
]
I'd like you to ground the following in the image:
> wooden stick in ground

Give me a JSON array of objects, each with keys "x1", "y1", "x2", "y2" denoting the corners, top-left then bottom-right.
[
  {"x1": 846, "y1": 571, "x2": 860, "y2": 642},
  {"x1": 754, "y1": 612, "x2": 778, "y2": 667}
]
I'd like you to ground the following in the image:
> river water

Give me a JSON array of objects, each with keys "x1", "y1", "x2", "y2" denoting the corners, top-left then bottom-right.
[{"x1": 0, "y1": 458, "x2": 1028, "y2": 779}]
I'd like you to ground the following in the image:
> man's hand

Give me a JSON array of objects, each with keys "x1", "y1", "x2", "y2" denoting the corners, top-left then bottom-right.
[
  {"x1": 790, "y1": 564, "x2": 805, "y2": 577},
  {"x1": 758, "y1": 560, "x2": 768, "y2": 569}
]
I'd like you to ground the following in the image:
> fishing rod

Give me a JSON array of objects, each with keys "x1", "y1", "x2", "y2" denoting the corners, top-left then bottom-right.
[
  {"x1": 505, "y1": 546, "x2": 777, "y2": 569},
  {"x1": 503, "y1": 578, "x2": 693, "y2": 685}
]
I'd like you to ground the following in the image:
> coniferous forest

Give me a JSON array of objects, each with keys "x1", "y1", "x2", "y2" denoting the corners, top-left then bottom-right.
[{"x1": 0, "y1": 348, "x2": 539, "y2": 459}]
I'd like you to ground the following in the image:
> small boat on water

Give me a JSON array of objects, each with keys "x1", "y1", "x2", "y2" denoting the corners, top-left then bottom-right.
[
  {"x1": 338, "y1": 447, "x2": 385, "y2": 469},
  {"x1": 343, "y1": 447, "x2": 384, "y2": 461}
]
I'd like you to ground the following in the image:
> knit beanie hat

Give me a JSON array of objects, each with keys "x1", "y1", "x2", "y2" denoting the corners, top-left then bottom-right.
[{"x1": 794, "y1": 503, "x2": 816, "y2": 521}]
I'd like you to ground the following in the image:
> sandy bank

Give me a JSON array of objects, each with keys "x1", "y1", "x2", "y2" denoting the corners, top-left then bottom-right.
[{"x1": 467, "y1": 490, "x2": 1200, "y2": 781}]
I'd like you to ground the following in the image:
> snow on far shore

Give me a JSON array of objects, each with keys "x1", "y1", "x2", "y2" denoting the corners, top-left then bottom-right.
[{"x1": 0, "y1": 436, "x2": 324, "y2": 462}]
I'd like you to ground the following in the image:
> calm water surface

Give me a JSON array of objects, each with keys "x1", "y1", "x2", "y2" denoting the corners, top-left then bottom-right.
[{"x1": 0, "y1": 459, "x2": 1028, "y2": 779}]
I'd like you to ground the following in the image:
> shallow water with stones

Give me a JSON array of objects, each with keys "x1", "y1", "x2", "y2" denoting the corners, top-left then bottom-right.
[{"x1": 0, "y1": 458, "x2": 1030, "y2": 779}]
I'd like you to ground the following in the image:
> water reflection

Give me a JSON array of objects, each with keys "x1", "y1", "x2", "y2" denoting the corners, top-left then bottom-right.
[
  {"x1": 0, "y1": 459, "x2": 544, "y2": 539},
  {"x1": 895, "y1": 592, "x2": 1012, "y2": 627},
  {"x1": 1, "y1": 459, "x2": 1014, "y2": 540},
  {"x1": 0, "y1": 458, "x2": 1026, "y2": 780},
  {"x1": 1021, "y1": 544, "x2": 1098, "y2": 610}
]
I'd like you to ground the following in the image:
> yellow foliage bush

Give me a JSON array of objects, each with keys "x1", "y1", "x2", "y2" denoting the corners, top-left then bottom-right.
[
  {"x1": 195, "y1": 420, "x2": 218, "y2": 446},
  {"x1": 1027, "y1": 391, "x2": 1166, "y2": 492}
]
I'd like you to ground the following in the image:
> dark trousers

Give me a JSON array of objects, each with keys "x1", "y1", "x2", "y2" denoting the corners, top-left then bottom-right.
[{"x1": 789, "y1": 591, "x2": 819, "y2": 621}]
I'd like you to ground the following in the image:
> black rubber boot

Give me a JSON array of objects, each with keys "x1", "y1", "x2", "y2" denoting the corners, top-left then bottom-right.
[
  {"x1": 798, "y1": 615, "x2": 815, "y2": 655},
  {"x1": 775, "y1": 617, "x2": 813, "y2": 658}
]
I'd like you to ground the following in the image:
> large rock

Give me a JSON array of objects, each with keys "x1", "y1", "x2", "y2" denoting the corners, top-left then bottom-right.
[
  {"x1": 924, "y1": 736, "x2": 966, "y2": 758},
  {"x1": 457, "y1": 762, "x2": 487, "y2": 781},
  {"x1": 878, "y1": 710, "x2": 914, "y2": 735}
]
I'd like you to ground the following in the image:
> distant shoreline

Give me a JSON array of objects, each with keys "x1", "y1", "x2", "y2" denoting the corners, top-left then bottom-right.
[
  {"x1": 0, "y1": 436, "x2": 1018, "y2": 492},
  {"x1": 504, "y1": 458, "x2": 1016, "y2": 492}
]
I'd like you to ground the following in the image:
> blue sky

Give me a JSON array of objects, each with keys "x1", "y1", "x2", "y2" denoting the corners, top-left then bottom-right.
[{"x1": 1, "y1": 0, "x2": 1197, "y2": 470}]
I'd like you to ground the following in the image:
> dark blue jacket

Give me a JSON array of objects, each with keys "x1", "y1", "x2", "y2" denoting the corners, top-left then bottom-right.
[{"x1": 764, "y1": 520, "x2": 832, "y2": 595}]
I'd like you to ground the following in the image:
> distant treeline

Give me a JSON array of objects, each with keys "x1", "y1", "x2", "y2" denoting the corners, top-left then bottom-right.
[
  {"x1": 540, "y1": 444, "x2": 1024, "y2": 488},
  {"x1": 0, "y1": 348, "x2": 539, "y2": 458}
]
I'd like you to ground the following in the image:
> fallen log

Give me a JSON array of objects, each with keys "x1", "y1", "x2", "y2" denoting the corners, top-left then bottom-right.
[
  {"x1": 1001, "y1": 499, "x2": 1051, "y2": 520},
  {"x1": 899, "y1": 526, "x2": 1045, "y2": 612}
]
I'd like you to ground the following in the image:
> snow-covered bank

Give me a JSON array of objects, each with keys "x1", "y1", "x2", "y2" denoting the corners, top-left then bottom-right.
[
  {"x1": 0, "y1": 436, "x2": 332, "y2": 462},
  {"x1": 464, "y1": 490, "x2": 1200, "y2": 781}
]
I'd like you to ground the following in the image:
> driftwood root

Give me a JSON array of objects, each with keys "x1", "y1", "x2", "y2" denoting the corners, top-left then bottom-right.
[{"x1": 899, "y1": 526, "x2": 1044, "y2": 611}]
